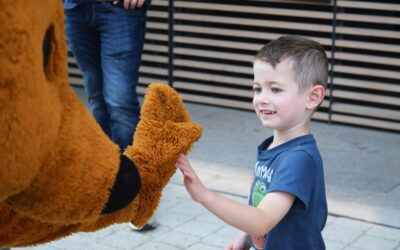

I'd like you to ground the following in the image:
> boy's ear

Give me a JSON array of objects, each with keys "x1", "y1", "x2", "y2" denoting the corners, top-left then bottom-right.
[{"x1": 306, "y1": 85, "x2": 325, "y2": 110}]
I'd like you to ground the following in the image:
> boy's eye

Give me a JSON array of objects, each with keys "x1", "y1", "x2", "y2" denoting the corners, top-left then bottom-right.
[
  {"x1": 271, "y1": 87, "x2": 282, "y2": 93},
  {"x1": 252, "y1": 86, "x2": 261, "y2": 93}
]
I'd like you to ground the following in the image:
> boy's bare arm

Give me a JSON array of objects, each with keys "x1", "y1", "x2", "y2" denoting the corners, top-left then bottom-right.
[
  {"x1": 203, "y1": 188, "x2": 294, "y2": 236},
  {"x1": 176, "y1": 154, "x2": 295, "y2": 237}
]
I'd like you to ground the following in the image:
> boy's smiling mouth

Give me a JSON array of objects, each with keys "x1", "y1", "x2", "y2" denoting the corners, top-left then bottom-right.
[{"x1": 260, "y1": 109, "x2": 277, "y2": 115}]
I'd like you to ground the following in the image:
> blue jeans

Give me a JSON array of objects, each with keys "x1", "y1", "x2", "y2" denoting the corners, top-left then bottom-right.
[{"x1": 65, "y1": 2, "x2": 148, "y2": 150}]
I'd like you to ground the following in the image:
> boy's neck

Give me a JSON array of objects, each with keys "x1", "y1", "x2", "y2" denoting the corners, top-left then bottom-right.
[{"x1": 269, "y1": 123, "x2": 310, "y2": 149}]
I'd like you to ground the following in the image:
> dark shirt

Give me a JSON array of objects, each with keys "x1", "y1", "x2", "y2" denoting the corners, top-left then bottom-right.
[{"x1": 249, "y1": 135, "x2": 327, "y2": 250}]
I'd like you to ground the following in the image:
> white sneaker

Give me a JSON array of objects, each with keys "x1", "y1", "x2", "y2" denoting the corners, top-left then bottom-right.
[{"x1": 129, "y1": 216, "x2": 157, "y2": 231}]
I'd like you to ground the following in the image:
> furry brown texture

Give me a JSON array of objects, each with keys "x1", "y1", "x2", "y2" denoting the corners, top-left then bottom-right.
[
  {"x1": 0, "y1": 0, "x2": 202, "y2": 247},
  {"x1": 126, "y1": 84, "x2": 202, "y2": 227}
]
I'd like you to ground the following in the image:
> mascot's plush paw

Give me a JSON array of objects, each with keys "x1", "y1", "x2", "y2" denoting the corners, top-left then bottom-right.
[{"x1": 124, "y1": 83, "x2": 202, "y2": 227}]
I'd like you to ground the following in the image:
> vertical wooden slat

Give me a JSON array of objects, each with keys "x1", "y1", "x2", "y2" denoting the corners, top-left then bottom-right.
[{"x1": 332, "y1": 0, "x2": 400, "y2": 131}]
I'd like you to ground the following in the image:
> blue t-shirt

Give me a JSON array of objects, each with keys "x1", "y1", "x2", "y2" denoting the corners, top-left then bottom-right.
[{"x1": 249, "y1": 135, "x2": 327, "y2": 250}]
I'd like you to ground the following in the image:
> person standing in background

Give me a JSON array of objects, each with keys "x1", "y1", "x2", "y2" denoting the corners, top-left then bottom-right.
[
  {"x1": 64, "y1": 0, "x2": 156, "y2": 231},
  {"x1": 64, "y1": 0, "x2": 148, "y2": 151}
]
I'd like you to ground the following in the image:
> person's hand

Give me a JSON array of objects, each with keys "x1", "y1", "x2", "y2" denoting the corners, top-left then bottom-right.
[
  {"x1": 113, "y1": 0, "x2": 145, "y2": 10},
  {"x1": 225, "y1": 232, "x2": 250, "y2": 250},
  {"x1": 176, "y1": 154, "x2": 208, "y2": 203}
]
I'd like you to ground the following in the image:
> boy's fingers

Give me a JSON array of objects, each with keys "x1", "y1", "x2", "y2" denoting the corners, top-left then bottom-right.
[{"x1": 176, "y1": 164, "x2": 192, "y2": 179}]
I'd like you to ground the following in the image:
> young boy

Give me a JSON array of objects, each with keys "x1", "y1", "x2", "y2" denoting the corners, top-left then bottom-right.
[{"x1": 176, "y1": 35, "x2": 328, "y2": 250}]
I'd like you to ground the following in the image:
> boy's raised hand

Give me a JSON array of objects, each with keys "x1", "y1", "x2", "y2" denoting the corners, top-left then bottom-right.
[{"x1": 176, "y1": 154, "x2": 209, "y2": 203}]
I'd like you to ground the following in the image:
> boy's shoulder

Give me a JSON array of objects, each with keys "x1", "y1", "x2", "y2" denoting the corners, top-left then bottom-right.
[
  {"x1": 258, "y1": 134, "x2": 321, "y2": 164},
  {"x1": 282, "y1": 134, "x2": 318, "y2": 152},
  {"x1": 277, "y1": 135, "x2": 322, "y2": 165}
]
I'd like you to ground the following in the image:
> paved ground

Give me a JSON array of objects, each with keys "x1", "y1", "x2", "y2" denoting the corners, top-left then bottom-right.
[
  {"x1": 15, "y1": 183, "x2": 400, "y2": 250},
  {"x1": 13, "y1": 86, "x2": 400, "y2": 249}
]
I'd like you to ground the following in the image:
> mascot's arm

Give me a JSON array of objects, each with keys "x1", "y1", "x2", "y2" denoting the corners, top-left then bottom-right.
[
  {"x1": 0, "y1": 84, "x2": 202, "y2": 248},
  {"x1": 100, "y1": 154, "x2": 141, "y2": 214},
  {"x1": 81, "y1": 83, "x2": 202, "y2": 231},
  {"x1": 3, "y1": 84, "x2": 201, "y2": 226}
]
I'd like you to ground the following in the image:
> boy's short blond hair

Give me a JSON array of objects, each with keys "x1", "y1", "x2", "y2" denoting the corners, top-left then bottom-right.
[{"x1": 255, "y1": 35, "x2": 329, "y2": 91}]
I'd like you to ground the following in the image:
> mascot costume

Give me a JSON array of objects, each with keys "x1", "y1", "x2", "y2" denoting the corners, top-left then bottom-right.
[{"x1": 0, "y1": 0, "x2": 202, "y2": 248}]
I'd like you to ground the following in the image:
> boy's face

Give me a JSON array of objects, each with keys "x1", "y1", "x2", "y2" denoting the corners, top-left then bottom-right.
[{"x1": 252, "y1": 59, "x2": 311, "y2": 132}]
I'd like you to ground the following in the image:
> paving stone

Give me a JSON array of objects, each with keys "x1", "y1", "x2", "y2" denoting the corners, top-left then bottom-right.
[
  {"x1": 162, "y1": 185, "x2": 191, "y2": 201},
  {"x1": 174, "y1": 218, "x2": 223, "y2": 238},
  {"x1": 100, "y1": 229, "x2": 150, "y2": 249},
  {"x1": 333, "y1": 217, "x2": 373, "y2": 231},
  {"x1": 325, "y1": 239, "x2": 347, "y2": 250},
  {"x1": 81, "y1": 242, "x2": 125, "y2": 250},
  {"x1": 42, "y1": 233, "x2": 92, "y2": 249},
  {"x1": 322, "y1": 223, "x2": 364, "y2": 244},
  {"x1": 135, "y1": 241, "x2": 181, "y2": 250},
  {"x1": 168, "y1": 199, "x2": 208, "y2": 217},
  {"x1": 157, "y1": 231, "x2": 200, "y2": 248},
  {"x1": 187, "y1": 242, "x2": 222, "y2": 250},
  {"x1": 351, "y1": 235, "x2": 398, "y2": 250},
  {"x1": 201, "y1": 232, "x2": 232, "y2": 248},
  {"x1": 215, "y1": 225, "x2": 242, "y2": 238},
  {"x1": 14, "y1": 245, "x2": 62, "y2": 250},
  {"x1": 366, "y1": 224, "x2": 400, "y2": 241},
  {"x1": 92, "y1": 224, "x2": 127, "y2": 239},
  {"x1": 156, "y1": 210, "x2": 194, "y2": 227},
  {"x1": 195, "y1": 212, "x2": 226, "y2": 226},
  {"x1": 158, "y1": 197, "x2": 180, "y2": 212}
]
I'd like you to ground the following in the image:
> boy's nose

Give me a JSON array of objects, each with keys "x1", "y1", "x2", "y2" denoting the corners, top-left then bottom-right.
[{"x1": 256, "y1": 92, "x2": 271, "y2": 104}]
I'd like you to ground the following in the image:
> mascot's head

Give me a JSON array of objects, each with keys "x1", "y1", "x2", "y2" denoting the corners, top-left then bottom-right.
[
  {"x1": 0, "y1": 1, "x2": 203, "y2": 247},
  {"x1": 0, "y1": 0, "x2": 71, "y2": 200}
]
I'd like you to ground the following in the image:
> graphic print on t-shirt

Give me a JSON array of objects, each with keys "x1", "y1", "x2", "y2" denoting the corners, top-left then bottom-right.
[{"x1": 252, "y1": 180, "x2": 267, "y2": 207}]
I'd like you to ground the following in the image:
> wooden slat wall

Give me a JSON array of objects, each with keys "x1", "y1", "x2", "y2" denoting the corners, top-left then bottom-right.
[
  {"x1": 332, "y1": 0, "x2": 400, "y2": 131},
  {"x1": 172, "y1": 0, "x2": 333, "y2": 121},
  {"x1": 137, "y1": 0, "x2": 169, "y2": 93},
  {"x1": 67, "y1": 0, "x2": 400, "y2": 132}
]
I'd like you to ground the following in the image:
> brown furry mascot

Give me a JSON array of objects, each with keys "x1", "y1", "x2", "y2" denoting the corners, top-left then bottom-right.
[{"x1": 0, "y1": 0, "x2": 202, "y2": 247}]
